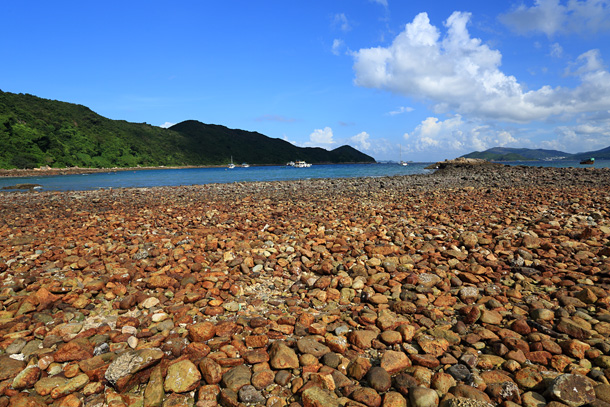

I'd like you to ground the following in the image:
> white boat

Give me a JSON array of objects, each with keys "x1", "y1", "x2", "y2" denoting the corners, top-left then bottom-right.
[
  {"x1": 399, "y1": 145, "x2": 408, "y2": 166},
  {"x1": 241, "y1": 163, "x2": 250, "y2": 168},
  {"x1": 291, "y1": 160, "x2": 311, "y2": 168},
  {"x1": 228, "y1": 156, "x2": 235, "y2": 169}
]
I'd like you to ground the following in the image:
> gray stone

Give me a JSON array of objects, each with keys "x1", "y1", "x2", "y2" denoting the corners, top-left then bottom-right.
[
  {"x1": 222, "y1": 364, "x2": 252, "y2": 393},
  {"x1": 447, "y1": 364, "x2": 471, "y2": 382},
  {"x1": 6, "y1": 338, "x2": 27, "y2": 354},
  {"x1": 238, "y1": 384, "x2": 265, "y2": 404},
  {"x1": 105, "y1": 348, "x2": 164, "y2": 386}
]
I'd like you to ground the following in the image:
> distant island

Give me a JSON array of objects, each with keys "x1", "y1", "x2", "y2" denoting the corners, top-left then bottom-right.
[
  {"x1": 462, "y1": 146, "x2": 610, "y2": 162},
  {"x1": 0, "y1": 90, "x2": 375, "y2": 169}
]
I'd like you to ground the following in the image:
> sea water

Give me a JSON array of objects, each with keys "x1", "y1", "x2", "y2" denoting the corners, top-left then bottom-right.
[
  {"x1": 0, "y1": 163, "x2": 429, "y2": 191},
  {"x1": 0, "y1": 161, "x2": 607, "y2": 192}
]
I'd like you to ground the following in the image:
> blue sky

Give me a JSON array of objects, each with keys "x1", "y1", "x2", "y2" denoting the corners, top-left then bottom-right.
[{"x1": 2, "y1": 1, "x2": 610, "y2": 162}]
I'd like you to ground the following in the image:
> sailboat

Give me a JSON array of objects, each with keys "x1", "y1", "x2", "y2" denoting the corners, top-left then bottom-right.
[
  {"x1": 228, "y1": 156, "x2": 235, "y2": 169},
  {"x1": 399, "y1": 145, "x2": 408, "y2": 166}
]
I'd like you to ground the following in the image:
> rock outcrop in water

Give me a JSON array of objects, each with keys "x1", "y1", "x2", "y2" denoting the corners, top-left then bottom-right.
[{"x1": 0, "y1": 164, "x2": 609, "y2": 407}]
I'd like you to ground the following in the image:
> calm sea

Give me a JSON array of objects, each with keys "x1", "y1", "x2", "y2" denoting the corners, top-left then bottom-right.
[{"x1": 0, "y1": 161, "x2": 608, "y2": 192}]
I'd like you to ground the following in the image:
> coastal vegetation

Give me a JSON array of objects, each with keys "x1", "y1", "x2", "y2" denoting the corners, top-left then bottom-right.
[{"x1": 0, "y1": 90, "x2": 375, "y2": 169}]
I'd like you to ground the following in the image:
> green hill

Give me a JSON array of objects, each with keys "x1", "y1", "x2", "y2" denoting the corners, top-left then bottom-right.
[
  {"x1": 167, "y1": 120, "x2": 373, "y2": 165},
  {"x1": 462, "y1": 147, "x2": 571, "y2": 161},
  {"x1": 0, "y1": 90, "x2": 375, "y2": 169},
  {"x1": 570, "y1": 146, "x2": 610, "y2": 161},
  {"x1": 463, "y1": 146, "x2": 610, "y2": 162}
]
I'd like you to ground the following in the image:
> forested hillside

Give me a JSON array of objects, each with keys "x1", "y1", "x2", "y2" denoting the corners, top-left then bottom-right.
[
  {"x1": 167, "y1": 120, "x2": 373, "y2": 165},
  {"x1": 0, "y1": 91, "x2": 375, "y2": 168}
]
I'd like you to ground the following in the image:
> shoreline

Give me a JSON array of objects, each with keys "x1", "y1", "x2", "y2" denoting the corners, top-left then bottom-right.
[
  {"x1": 0, "y1": 165, "x2": 230, "y2": 178},
  {"x1": 1, "y1": 164, "x2": 610, "y2": 406},
  {"x1": 1, "y1": 160, "x2": 609, "y2": 194},
  {"x1": 0, "y1": 162, "x2": 379, "y2": 179}
]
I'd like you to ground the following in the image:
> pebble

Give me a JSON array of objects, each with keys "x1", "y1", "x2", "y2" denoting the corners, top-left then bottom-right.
[
  {"x1": 366, "y1": 366, "x2": 392, "y2": 392},
  {"x1": 221, "y1": 364, "x2": 252, "y2": 393},
  {"x1": 238, "y1": 384, "x2": 265, "y2": 404},
  {"x1": 269, "y1": 341, "x2": 299, "y2": 370},
  {"x1": 549, "y1": 374, "x2": 596, "y2": 406},
  {"x1": 409, "y1": 386, "x2": 439, "y2": 407},
  {"x1": 164, "y1": 359, "x2": 201, "y2": 393},
  {"x1": 1, "y1": 164, "x2": 610, "y2": 407}
]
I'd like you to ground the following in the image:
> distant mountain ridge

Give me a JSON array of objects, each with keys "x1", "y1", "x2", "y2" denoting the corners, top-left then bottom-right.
[
  {"x1": 0, "y1": 90, "x2": 375, "y2": 169},
  {"x1": 462, "y1": 146, "x2": 610, "y2": 161},
  {"x1": 168, "y1": 120, "x2": 373, "y2": 166}
]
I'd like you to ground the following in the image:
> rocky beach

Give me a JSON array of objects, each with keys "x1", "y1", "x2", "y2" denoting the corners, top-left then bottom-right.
[{"x1": 1, "y1": 163, "x2": 610, "y2": 407}]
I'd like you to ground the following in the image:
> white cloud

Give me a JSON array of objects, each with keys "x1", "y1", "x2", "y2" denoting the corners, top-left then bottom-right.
[
  {"x1": 351, "y1": 131, "x2": 371, "y2": 150},
  {"x1": 566, "y1": 49, "x2": 605, "y2": 76},
  {"x1": 160, "y1": 122, "x2": 175, "y2": 128},
  {"x1": 306, "y1": 127, "x2": 335, "y2": 146},
  {"x1": 500, "y1": 0, "x2": 610, "y2": 36},
  {"x1": 371, "y1": 0, "x2": 388, "y2": 7},
  {"x1": 544, "y1": 119, "x2": 610, "y2": 152},
  {"x1": 401, "y1": 113, "x2": 610, "y2": 160},
  {"x1": 332, "y1": 39, "x2": 345, "y2": 56},
  {"x1": 387, "y1": 106, "x2": 414, "y2": 116},
  {"x1": 352, "y1": 11, "x2": 610, "y2": 123},
  {"x1": 550, "y1": 42, "x2": 563, "y2": 58},
  {"x1": 333, "y1": 13, "x2": 350, "y2": 32},
  {"x1": 282, "y1": 134, "x2": 300, "y2": 146},
  {"x1": 404, "y1": 115, "x2": 522, "y2": 157}
]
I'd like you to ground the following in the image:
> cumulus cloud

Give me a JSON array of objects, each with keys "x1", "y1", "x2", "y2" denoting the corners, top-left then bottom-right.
[
  {"x1": 500, "y1": 0, "x2": 610, "y2": 36},
  {"x1": 543, "y1": 119, "x2": 610, "y2": 152},
  {"x1": 160, "y1": 122, "x2": 175, "y2": 128},
  {"x1": 351, "y1": 131, "x2": 372, "y2": 150},
  {"x1": 352, "y1": 11, "x2": 610, "y2": 123},
  {"x1": 387, "y1": 106, "x2": 414, "y2": 116},
  {"x1": 403, "y1": 113, "x2": 610, "y2": 159},
  {"x1": 306, "y1": 127, "x2": 335, "y2": 146},
  {"x1": 404, "y1": 115, "x2": 522, "y2": 157},
  {"x1": 566, "y1": 49, "x2": 605, "y2": 75}
]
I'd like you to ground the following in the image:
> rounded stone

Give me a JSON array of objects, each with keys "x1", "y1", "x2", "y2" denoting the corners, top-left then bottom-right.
[
  {"x1": 549, "y1": 374, "x2": 595, "y2": 407},
  {"x1": 164, "y1": 359, "x2": 201, "y2": 393},
  {"x1": 321, "y1": 352, "x2": 342, "y2": 369},
  {"x1": 380, "y1": 330, "x2": 403, "y2": 345},
  {"x1": 366, "y1": 366, "x2": 392, "y2": 393},
  {"x1": 352, "y1": 386, "x2": 382, "y2": 407},
  {"x1": 409, "y1": 386, "x2": 439, "y2": 407},
  {"x1": 238, "y1": 384, "x2": 265, "y2": 404},
  {"x1": 446, "y1": 364, "x2": 471, "y2": 382},
  {"x1": 530, "y1": 308, "x2": 555, "y2": 321}
]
